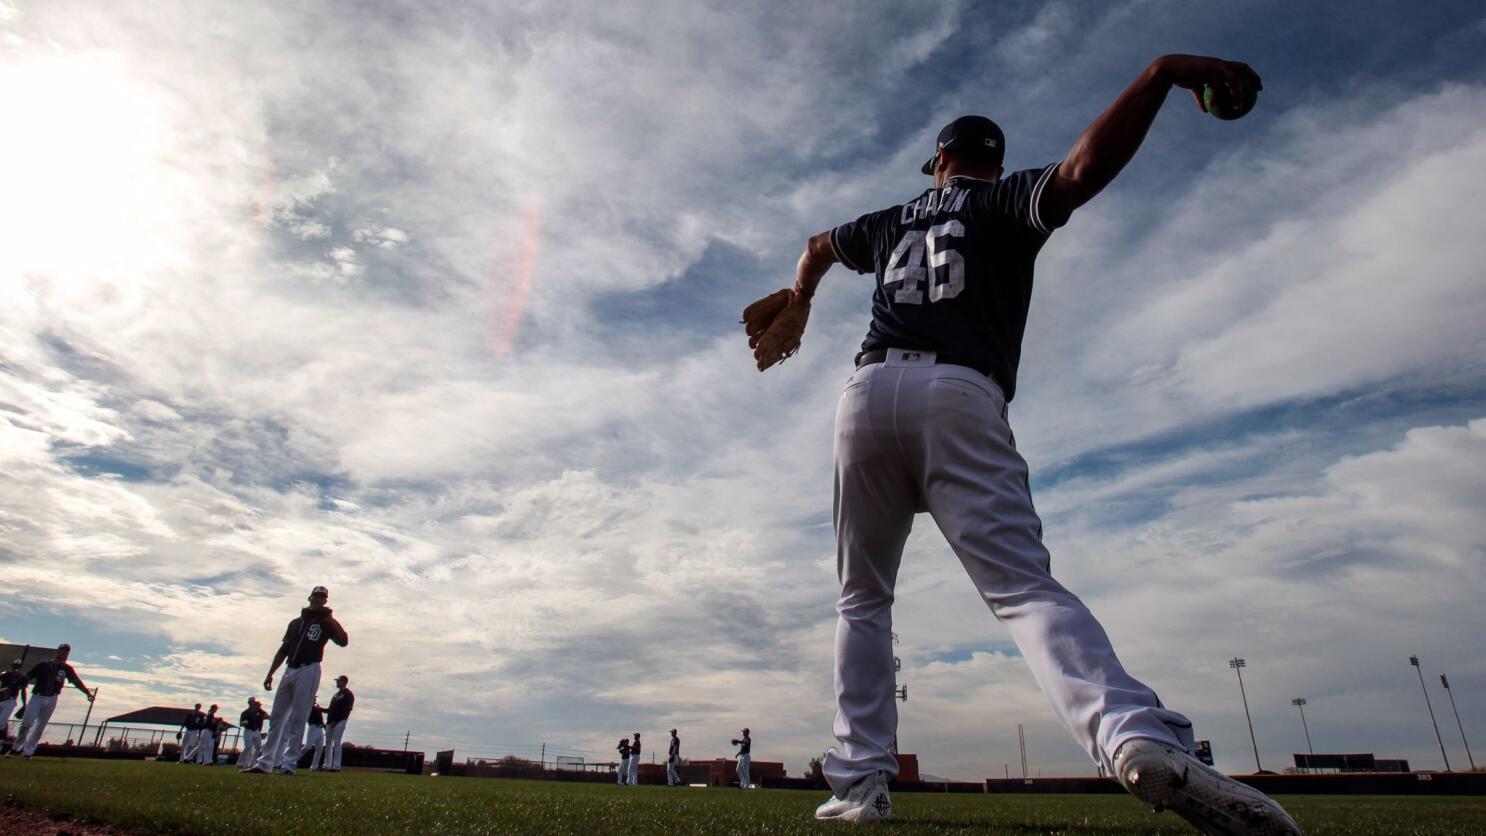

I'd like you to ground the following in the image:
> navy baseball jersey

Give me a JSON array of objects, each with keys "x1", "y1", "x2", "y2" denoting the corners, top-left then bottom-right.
[
  {"x1": 1, "y1": 670, "x2": 26, "y2": 700},
  {"x1": 308, "y1": 705, "x2": 327, "y2": 727},
  {"x1": 327, "y1": 688, "x2": 355, "y2": 724},
  {"x1": 279, "y1": 606, "x2": 347, "y2": 667},
  {"x1": 669, "y1": 736, "x2": 680, "y2": 757},
  {"x1": 25, "y1": 660, "x2": 86, "y2": 697},
  {"x1": 829, "y1": 164, "x2": 1061, "y2": 401}
]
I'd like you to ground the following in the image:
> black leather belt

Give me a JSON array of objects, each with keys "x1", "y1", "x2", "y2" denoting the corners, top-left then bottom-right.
[{"x1": 855, "y1": 348, "x2": 997, "y2": 383}]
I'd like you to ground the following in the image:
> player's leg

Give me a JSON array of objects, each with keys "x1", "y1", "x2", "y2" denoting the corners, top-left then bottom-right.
[
  {"x1": 252, "y1": 672, "x2": 301, "y2": 771},
  {"x1": 0, "y1": 698, "x2": 14, "y2": 752},
  {"x1": 330, "y1": 721, "x2": 348, "y2": 770},
  {"x1": 918, "y1": 365, "x2": 1191, "y2": 767},
  {"x1": 280, "y1": 666, "x2": 320, "y2": 773},
  {"x1": 740, "y1": 753, "x2": 752, "y2": 788},
  {"x1": 19, "y1": 695, "x2": 57, "y2": 756},
  {"x1": 821, "y1": 363, "x2": 918, "y2": 801}
]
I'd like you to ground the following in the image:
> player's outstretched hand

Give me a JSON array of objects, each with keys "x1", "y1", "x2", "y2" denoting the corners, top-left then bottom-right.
[
  {"x1": 263, "y1": 674, "x2": 274, "y2": 691},
  {"x1": 1157, "y1": 54, "x2": 1261, "y2": 113},
  {"x1": 742, "y1": 288, "x2": 811, "y2": 371}
]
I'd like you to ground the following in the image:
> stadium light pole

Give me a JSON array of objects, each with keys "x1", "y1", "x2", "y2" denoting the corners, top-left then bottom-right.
[
  {"x1": 1440, "y1": 674, "x2": 1476, "y2": 771},
  {"x1": 1409, "y1": 655, "x2": 1451, "y2": 771},
  {"x1": 1228, "y1": 657, "x2": 1262, "y2": 773},
  {"x1": 1290, "y1": 698, "x2": 1313, "y2": 755}
]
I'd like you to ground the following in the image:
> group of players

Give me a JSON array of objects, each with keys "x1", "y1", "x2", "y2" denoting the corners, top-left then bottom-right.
[
  {"x1": 2, "y1": 586, "x2": 354, "y2": 776},
  {"x1": 613, "y1": 728, "x2": 754, "y2": 788}
]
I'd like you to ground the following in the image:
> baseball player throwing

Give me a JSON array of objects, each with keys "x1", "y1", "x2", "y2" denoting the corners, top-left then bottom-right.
[
  {"x1": 744, "y1": 54, "x2": 1299, "y2": 834},
  {"x1": 243, "y1": 585, "x2": 348, "y2": 775}
]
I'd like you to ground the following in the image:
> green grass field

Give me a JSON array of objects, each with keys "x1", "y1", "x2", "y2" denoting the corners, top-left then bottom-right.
[{"x1": 1, "y1": 758, "x2": 1482, "y2": 834}]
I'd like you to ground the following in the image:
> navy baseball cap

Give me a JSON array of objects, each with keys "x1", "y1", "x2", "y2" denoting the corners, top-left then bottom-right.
[
  {"x1": 921, "y1": 115, "x2": 1006, "y2": 175},
  {"x1": 311, "y1": 585, "x2": 329, "y2": 597}
]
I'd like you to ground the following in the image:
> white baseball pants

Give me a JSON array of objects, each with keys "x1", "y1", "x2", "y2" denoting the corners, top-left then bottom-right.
[
  {"x1": 254, "y1": 662, "x2": 320, "y2": 772},
  {"x1": 822, "y1": 352, "x2": 1194, "y2": 798},
  {"x1": 15, "y1": 694, "x2": 57, "y2": 756},
  {"x1": 326, "y1": 720, "x2": 347, "y2": 770},
  {"x1": 179, "y1": 729, "x2": 199, "y2": 761},
  {"x1": 666, "y1": 755, "x2": 680, "y2": 785},
  {"x1": 0, "y1": 698, "x2": 16, "y2": 746},
  {"x1": 237, "y1": 729, "x2": 262, "y2": 767},
  {"x1": 617, "y1": 756, "x2": 629, "y2": 783},
  {"x1": 195, "y1": 730, "x2": 215, "y2": 764},
  {"x1": 306, "y1": 725, "x2": 326, "y2": 769},
  {"x1": 737, "y1": 754, "x2": 751, "y2": 788}
]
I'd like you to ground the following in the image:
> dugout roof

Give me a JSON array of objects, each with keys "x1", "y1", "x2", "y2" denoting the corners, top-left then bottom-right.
[{"x1": 105, "y1": 706, "x2": 234, "y2": 728}]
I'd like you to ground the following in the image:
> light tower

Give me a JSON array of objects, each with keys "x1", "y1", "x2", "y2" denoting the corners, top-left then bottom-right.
[
  {"x1": 1290, "y1": 698, "x2": 1313, "y2": 755},
  {"x1": 1409, "y1": 655, "x2": 1451, "y2": 771},
  {"x1": 1440, "y1": 674, "x2": 1475, "y2": 771},
  {"x1": 1228, "y1": 657, "x2": 1262, "y2": 772}
]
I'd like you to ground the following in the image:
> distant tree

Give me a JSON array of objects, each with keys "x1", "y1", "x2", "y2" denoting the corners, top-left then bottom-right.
[{"x1": 806, "y1": 754, "x2": 826, "y2": 782}]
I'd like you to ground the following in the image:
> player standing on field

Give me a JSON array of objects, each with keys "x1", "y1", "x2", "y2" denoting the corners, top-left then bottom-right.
[
  {"x1": 323, "y1": 675, "x2": 354, "y2": 772},
  {"x1": 628, "y1": 733, "x2": 642, "y2": 785},
  {"x1": 244, "y1": 585, "x2": 348, "y2": 775},
  {"x1": 238, "y1": 698, "x2": 267, "y2": 767},
  {"x1": 616, "y1": 737, "x2": 631, "y2": 785},
  {"x1": 731, "y1": 728, "x2": 752, "y2": 789},
  {"x1": 12, "y1": 643, "x2": 93, "y2": 759},
  {"x1": 178, "y1": 703, "x2": 200, "y2": 763},
  {"x1": 0, "y1": 660, "x2": 27, "y2": 754},
  {"x1": 666, "y1": 729, "x2": 682, "y2": 786},
  {"x1": 306, "y1": 700, "x2": 328, "y2": 770},
  {"x1": 746, "y1": 54, "x2": 1299, "y2": 835},
  {"x1": 196, "y1": 704, "x2": 220, "y2": 765}
]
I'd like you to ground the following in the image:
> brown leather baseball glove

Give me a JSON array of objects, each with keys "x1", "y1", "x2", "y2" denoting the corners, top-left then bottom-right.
[{"x1": 742, "y1": 288, "x2": 811, "y2": 371}]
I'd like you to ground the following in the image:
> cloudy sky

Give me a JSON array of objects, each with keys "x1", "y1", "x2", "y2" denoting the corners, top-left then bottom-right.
[{"x1": 3, "y1": 0, "x2": 1484, "y2": 779}]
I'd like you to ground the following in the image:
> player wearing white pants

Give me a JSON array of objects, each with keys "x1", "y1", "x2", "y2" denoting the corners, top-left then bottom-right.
[
  {"x1": 733, "y1": 729, "x2": 752, "y2": 788},
  {"x1": 254, "y1": 663, "x2": 319, "y2": 772},
  {"x1": 321, "y1": 675, "x2": 355, "y2": 771},
  {"x1": 616, "y1": 738, "x2": 630, "y2": 784},
  {"x1": 245, "y1": 585, "x2": 348, "y2": 774},
  {"x1": 824, "y1": 354, "x2": 1194, "y2": 789},
  {"x1": 770, "y1": 60, "x2": 1299, "y2": 832},
  {"x1": 13, "y1": 644, "x2": 92, "y2": 758},
  {"x1": 237, "y1": 698, "x2": 267, "y2": 767},
  {"x1": 1, "y1": 659, "x2": 28, "y2": 753},
  {"x1": 195, "y1": 705, "x2": 220, "y2": 764},
  {"x1": 238, "y1": 728, "x2": 262, "y2": 767},
  {"x1": 627, "y1": 733, "x2": 642, "y2": 785},
  {"x1": 665, "y1": 729, "x2": 681, "y2": 786},
  {"x1": 305, "y1": 717, "x2": 327, "y2": 769}
]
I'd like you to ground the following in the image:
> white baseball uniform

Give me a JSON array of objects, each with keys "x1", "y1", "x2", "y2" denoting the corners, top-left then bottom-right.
[
  {"x1": 325, "y1": 720, "x2": 347, "y2": 770},
  {"x1": 237, "y1": 729, "x2": 262, "y2": 767},
  {"x1": 196, "y1": 725, "x2": 216, "y2": 764},
  {"x1": 15, "y1": 694, "x2": 57, "y2": 757},
  {"x1": 821, "y1": 351, "x2": 1193, "y2": 794},
  {"x1": 306, "y1": 723, "x2": 326, "y2": 768},
  {"x1": 666, "y1": 736, "x2": 681, "y2": 786},
  {"x1": 253, "y1": 662, "x2": 320, "y2": 772}
]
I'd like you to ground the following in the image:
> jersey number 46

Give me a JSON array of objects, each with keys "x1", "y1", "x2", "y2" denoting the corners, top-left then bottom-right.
[{"x1": 884, "y1": 221, "x2": 965, "y2": 304}]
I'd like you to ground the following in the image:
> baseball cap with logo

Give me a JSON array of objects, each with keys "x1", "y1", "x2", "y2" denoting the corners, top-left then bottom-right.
[{"x1": 921, "y1": 115, "x2": 1006, "y2": 175}]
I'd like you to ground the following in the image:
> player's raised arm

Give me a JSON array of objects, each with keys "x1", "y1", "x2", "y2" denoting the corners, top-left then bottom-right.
[{"x1": 1039, "y1": 54, "x2": 1262, "y2": 228}]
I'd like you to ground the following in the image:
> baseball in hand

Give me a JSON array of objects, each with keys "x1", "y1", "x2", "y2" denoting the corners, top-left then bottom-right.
[{"x1": 1203, "y1": 78, "x2": 1258, "y2": 120}]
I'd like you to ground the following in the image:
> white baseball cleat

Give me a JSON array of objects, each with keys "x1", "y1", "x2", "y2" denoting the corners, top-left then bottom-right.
[
  {"x1": 1114, "y1": 739, "x2": 1301, "y2": 835},
  {"x1": 814, "y1": 770, "x2": 893, "y2": 823}
]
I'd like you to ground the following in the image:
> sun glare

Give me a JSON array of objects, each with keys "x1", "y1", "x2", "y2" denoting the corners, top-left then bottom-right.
[{"x1": 0, "y1": 51, "x2": 190, "y2": 310}]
